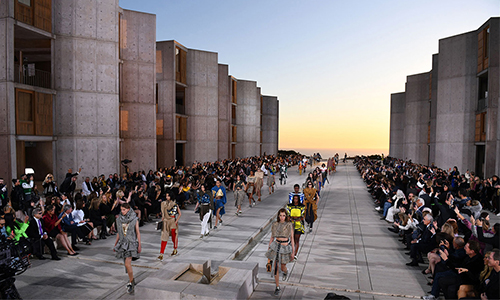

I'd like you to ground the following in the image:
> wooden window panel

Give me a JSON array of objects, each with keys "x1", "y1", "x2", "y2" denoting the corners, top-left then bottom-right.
[
  {"x1": 156, "y1": 50, "x2": 162, "y2": 74},
  {"x1": 232, "y1": 80, "x2": 237, "y2": 104},
  {"x1": 478, "y1": 30, "x2": 484, "y2": 73},
  {"x1": 16, "y1": 89, "x2": 35, "y2": 135},
  {"x1": 120, "y1": 110, "x2": 129, "y2": 132},
  {"x1": 427, "y1": 124, "x2": 431, "y2": 144},
  {"x1": 35, "y1": 92, "x2": 53, "y2": 136},
  {"x1": 15, "y1": 0, "x2": 33, "y2": 26},
  {"x1": 34, "y1": 0, "x2": 52, "y2": 32},
  {"x1": 156, "y1": 119, "x2": 163, "y2": 136},
  {"x1": 180, "y1": 116, "x2": 187, "y2": 140},
  {"x1": 180, "y1": 49, "x2": 187, "y2": 84},
  {"x1": 481, "y1": 112, "x2": 486, "y2": 142},
  {"x1": 475, "y1": 114, "x2": 481, "y2": 142}
]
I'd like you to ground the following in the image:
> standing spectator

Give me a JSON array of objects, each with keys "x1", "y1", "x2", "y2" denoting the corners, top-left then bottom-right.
[
  {"x1": 81, "y1": 177, "x2": 94, "y2": 198},
  {"x1": 42, "y1": 174, "x2": 57, "y2": 198}
]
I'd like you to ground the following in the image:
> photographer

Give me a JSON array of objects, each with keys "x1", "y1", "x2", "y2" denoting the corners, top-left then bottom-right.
[{"x1": 42, "y1": 174, "x2": 57, "y2": 198}]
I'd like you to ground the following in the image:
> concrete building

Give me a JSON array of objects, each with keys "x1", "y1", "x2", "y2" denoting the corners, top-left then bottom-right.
[
  {"x1": 0, "y1": 1, "x2": 279, "y2": 186},
  {"x1": 389, "y1": 92, "x2": 405, "y2": 160},
  {"x1": 235, "y1": 80, "x2": 261, "y2": 158},
  {"x1": 389, "y1": 17, "x2": 500, "y2": 178},
  {"x1": 0, "y1": 0, "x2": 156, "y2": 184},
  {"x1": 261, "y1": 95, "x2": 279, "y2": 156}
]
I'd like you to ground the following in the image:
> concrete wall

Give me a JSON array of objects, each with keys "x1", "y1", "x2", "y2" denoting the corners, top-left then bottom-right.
[
  {"x1": 156, "y1": 41, "x2": 177, "y2": 168},
  {"x1": 389, "y1": 92, "x2": 405, "y2": 159},
  {"x1": 53, "y1": 0, "x2": 121, "y2": 183},
  {"x1": 481, "y1": 18, "x2": 499, "y2": 177},
  {"x1": 236, "y1": 80, "x2": 260, "y2": 158},
  {"x1": 435, "y1": 31, "x2": 477, "y2": 173},
  {"x1": 0, "y1": 1, "x2": 15, "y2": 182},
  {"x1": 185, "y1": 49, "x2": 219, "y2": 164},
  {"x1": 119, "y1": 9, "x2": 156, "y2": 173},
  {"x1": 403, "y1": 72, "x2": 430, "y2": 165},
  {"x1": 429, "y1": 54, "x2": 439, "y2": 166},
  {"x1": 261, "y1": 95, "x2": 278, "y2": 156},
  {"x1": 217, "y1": 64, "x2": 230, "y2": 161},
  {"x1": 497, "y1": 18, "x2": 500, "y2": 176}
]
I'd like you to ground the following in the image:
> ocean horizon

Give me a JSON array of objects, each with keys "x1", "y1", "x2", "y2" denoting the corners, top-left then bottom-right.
[{"x1": 280, "y1": 147, "x2": 388, "y2": 158}]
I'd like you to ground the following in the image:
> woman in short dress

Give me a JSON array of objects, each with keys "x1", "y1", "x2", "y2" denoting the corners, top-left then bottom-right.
[
  {"x1": 113, "y1": 203, "x2": 141, "y2": 294},
  {"x1": 267, "y1": 168, "x2": 276, "y2": 195},
  {"x1": 194, "y1": 185, "x2": 213, "y2": 238},
  {"x1": 265, "y1": 208, "x2": 294, "y2": 296},
  {"x1": 157, "y1": 193, "x2": 181, "y2": 260},
  {"x1": 246, "y1": 170, "x2": 256, "y2": 207},
  {"x1": 233, "y1": 175, "x2": 246, "y2": 215}
]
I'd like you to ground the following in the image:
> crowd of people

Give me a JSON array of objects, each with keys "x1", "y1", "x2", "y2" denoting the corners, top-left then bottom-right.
[
  {"x1": 355, "y1": 156, "x2": 499, "y2": 300},
  {"x1": 0, "y1": 153, "x2": 306, "y2": 294}
]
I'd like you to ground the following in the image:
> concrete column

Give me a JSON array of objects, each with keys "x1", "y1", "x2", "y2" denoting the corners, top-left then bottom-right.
[
  {"x1": 156, "y1": 41, "x2": 177, "y2": 168},
  {"x1": 435, "y1": 32, "x2": 477, "y2": 173},
  {"x1": 185, "y1": 49, "x2": 219, "y2": 164},
  {"x1": 236, "y1": 80, "x2": 260, "y2": 158},
  {"x1": 119, "y1": 9, "x2": 157, "y2": 173},
  {"x1": 53, "y1": 0, "x2": 120, "y2": 183},
  {"x1": 218, "y1": 64, "x2": 230, "y2": 161},
  {"x1": 429, "y1": 54, "x2": 439, "y2": 166},
  {"x1": 261, "y1": 95, "x2": 278, "y2": 156},
  {"x1": 0, "y1": 2, "x2": 15, "y2": 182},
  {"x1": 403, "y1": 72, "x2": 430, "y2": 165},
  {"x1": 389, "y1": 92, "x2": 405, "y2": 160}
]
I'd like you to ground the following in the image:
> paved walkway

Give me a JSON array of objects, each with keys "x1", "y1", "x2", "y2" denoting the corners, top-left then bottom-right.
[{"x1": 16, "y1": 161, "x2": 486, "y2": 299}]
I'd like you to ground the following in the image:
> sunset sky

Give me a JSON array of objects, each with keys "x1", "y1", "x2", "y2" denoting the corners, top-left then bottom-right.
[{"x1": 120, "y1": 0, "x2": 499, "y2": 156}]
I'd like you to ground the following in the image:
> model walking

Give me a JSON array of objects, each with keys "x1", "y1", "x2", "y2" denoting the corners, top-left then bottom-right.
[
  {"x1": 212, "y1": 179, "x2": 226, "y2": 229},
  {"x1": 157, "y1": 193, "x2": 181, "y2": 260},
  {"x1": 233, "y1": 175, "x2": 246, "y2": 215},
  {"x1": 303, "y1": 181, "x2": 319, "y2": 233},
  {"x1": 194, "y1": 185, "x2": 213, "y2": 238},
  {"x1": 246, "y1": 170, "x2": 256, "y2": 207},
  {"x1": 286, "y1": 195, "x2": 305, "y2": 259},
  {"x1": 113, "y1": 203, "x2": 141, "y2": 294},
  {"x1": 265, "y1": 208, "x2": 294, "y2": 296}
]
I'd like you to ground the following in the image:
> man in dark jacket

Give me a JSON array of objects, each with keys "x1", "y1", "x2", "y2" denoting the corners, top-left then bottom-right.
[{"x1": 26, "y1": 208, "x2": 60, "y2": 260}]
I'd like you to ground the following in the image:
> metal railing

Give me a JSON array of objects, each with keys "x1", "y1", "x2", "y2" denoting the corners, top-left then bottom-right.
[{"x1": 14, "y1": 64, "x2": 51, "y2": 89}]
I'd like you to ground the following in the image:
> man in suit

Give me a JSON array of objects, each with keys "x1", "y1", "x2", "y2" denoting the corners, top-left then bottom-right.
[
  {"x1": 27, "y1": 208, "x2": 61, "y2": 260},
  {"x1": 59, "y1": 204, "x2": 83, "y2": 251},
  {"x1": 59, "y1": 168, "x2": 80, "y2": 195},
  {"x1": 407, "y1": 214, "x2": 436, "y2": 266}
]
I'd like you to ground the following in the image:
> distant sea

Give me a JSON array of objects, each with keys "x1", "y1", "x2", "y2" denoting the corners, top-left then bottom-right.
[{"x1": 282, "y1": 148, "x2": 388, "y2": 158}]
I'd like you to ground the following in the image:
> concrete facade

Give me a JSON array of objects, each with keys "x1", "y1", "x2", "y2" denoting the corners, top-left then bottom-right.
[
  {"x1": 403, "y1": 72, "x2": 430, "y2": 165},
  {"x1": 185, "y1": 49, "x2": 219, "y2": 164},
  {"x1": 155, "y1": 40, "x2": 180, "y2": 168},
  {"x1": 236, "y1": 80, "x2": 260, "y2": 158},
  {"x1": 261, "y1": 95, "x2": 279, "y2": 156},
  {"x1": 0, "y1": 1, "x2": 15, "y2": 183},
  {"x1": 434, "y1": 31, "x2": 477, "y2": 173},
  {"x1": 217, "y1": 64, "x2": 231, "y2": 161},
  {"x1": 389, "y1": 17, "x2": 500, "y2": 177},
  {"x1": 119, "y1": 9, "x2": 156, "y2": 173},
  {"x1": 53, "y1": 0, "x2": 121, "y2": 183},
  {"x1": 389, "y1": 92, "x2": 405, "y2": 159},
  {"x1": 1, "y1": 1, "x2": 280, "y2": 185}
]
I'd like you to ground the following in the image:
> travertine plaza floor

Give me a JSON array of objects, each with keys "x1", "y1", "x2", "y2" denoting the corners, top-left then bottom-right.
[{"x1": 16, "y1": 161, "x2": 497, "y2": 299}]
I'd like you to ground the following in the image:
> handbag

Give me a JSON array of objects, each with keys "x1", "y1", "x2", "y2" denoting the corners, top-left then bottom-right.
[{"x1": 155, "y1": 221, "x2": 163, "y2": 231}]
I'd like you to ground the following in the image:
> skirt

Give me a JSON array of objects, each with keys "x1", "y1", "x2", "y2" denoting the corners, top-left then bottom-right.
[
  {"x1": 214, "y1": 199, "x2": 225, "y2": 216},
  {"x1": 267, "y1": 176, "x2": 275, "y2": 186},
  {"x1": 265, "y1": 240, "x2": 293, "y2": 264},
  {"x1": 246, "y1": 185, "x2": 254, "y2": 194},
  {"x1": 199, "y1": 204, "x2": 211, "y2": 221},
  {"x1": 161, "y1": 217, "x2": 177, "y2": 240},
  {"x1": 234, "y1": 190, "x2": 245, "y2": 207},
  {"x1": 114, "y1": 240, "x2": 140, "y2": 260}
]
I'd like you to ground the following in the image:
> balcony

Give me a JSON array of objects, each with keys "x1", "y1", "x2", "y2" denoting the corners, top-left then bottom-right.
[{"x1": 15, "y1": 64, "x2": 51, "y2": 89}]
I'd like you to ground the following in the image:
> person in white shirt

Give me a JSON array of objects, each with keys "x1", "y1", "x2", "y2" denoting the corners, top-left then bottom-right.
[{"x1": 81, "y1": 177, "x2": 94, "y2": 197}]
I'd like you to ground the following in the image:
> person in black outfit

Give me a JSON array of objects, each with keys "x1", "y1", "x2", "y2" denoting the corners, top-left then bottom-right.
[
  {"x1": 407, "y1": 214, "x2": 436, "y2": 266},
  {"x1": 26, "y1": 208, "x2": 60, "y2": 260}
]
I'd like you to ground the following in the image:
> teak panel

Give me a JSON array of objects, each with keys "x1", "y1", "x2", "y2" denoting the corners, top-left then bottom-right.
[
  {"x1": 35, "y1": 92, "x2": 53, "y2": 136},
  {"x1": 16, "y1": 89, "x2": 35, "y2": 135}
]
